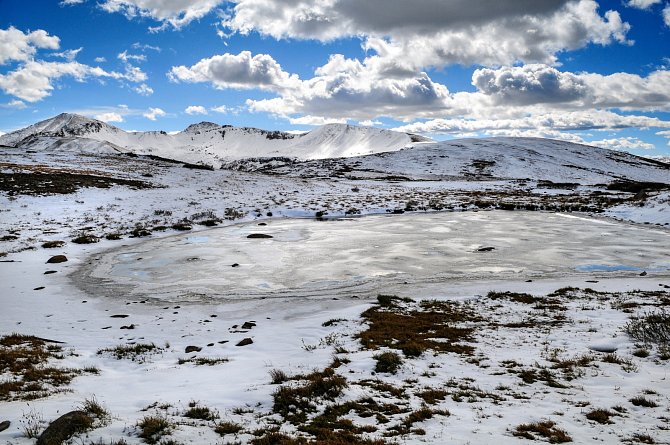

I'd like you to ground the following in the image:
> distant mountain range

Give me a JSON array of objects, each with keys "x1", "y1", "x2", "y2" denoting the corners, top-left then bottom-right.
[
  {"x1": 0, "y1": 113, "x2": 429, "y2": 168},
  {"x1": 1, "y1": 113, "x2": 668, "y2": 185}
]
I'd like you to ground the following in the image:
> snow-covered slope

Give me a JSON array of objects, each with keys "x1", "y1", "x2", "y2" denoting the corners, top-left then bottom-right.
[
  {"x1": 268, "y1": 137, "x2": 669, "y2": 184},
  {"x1": 0, "y1": 113, "x2": 426, "y2": 167}
]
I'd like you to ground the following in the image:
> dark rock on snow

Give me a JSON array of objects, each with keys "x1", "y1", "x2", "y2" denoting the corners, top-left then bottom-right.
[
  {"x1": 36, "y1": 411, "x2": 93, "y2": 445},
  {"x1": 46, "y1": 255, "x2": 68, "y2": 264},
  {"x1": 236, "y1": 338, "x2": 253, "y2": 347}
]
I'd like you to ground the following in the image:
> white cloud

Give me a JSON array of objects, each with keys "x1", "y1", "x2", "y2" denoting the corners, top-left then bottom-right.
[
  {"x1": 472, "y1": 65, "x2": 588, "y2": 105},
  {"x1": 53, "y1": 47, "x2": 83, "y2": 62},
  {"x1": 99, "y1": 0, "x2": 223, "y2": 30},
  {"x1": 94, "y1": 56, "x2": 107, "y2": 63},
  {"x1": 118, "y1": 50, "x2": 146, "y2": 63},
  {"x1": 95, "y1": 112, "x2": 124, "y2": 123},
  {"x1": 169, "y1": 51, "x2": 301, "y2": 91},
  {"x1": 0, "y1": 60, "x2": 142, "y2": 102},
  {"x1": 211, "y1": 105, "x2": 229, "y2": 114},
  {"x1": 0, "y1": 26, "x2": 60, "y2": 65},
  {"x1": 143, "y1": 107, "x2": 166, "y2": 120},
  {"x1": 392, "y1": 110, "x2": 670, "y2": 135},
  {"x1": 185, "y1": 105, "x2": 208, "y2": 115},
  {"x1": 133, "y1": 83, "x2": 153, "y2": 95},
  {"x1": 664, "y1": 5, "x2": 670, "y2": 27},
  {"x1": 288, "y1": 115, "x2": 347, "y2": 126},
  {"x1": 590, "y1": 137, "x2": 655, "y2": 150},
  {"x1": 359, "y1": 120, "x2": 383, "y2": 126},
  {"x1": 223, "y1": 0, "x2": 630, "y2": 67},
  {"x1": 131, "y1": 42, "x2": 161, "y2": 52},
  {"x1": 60, "y1": 0, "x2": 85, "y2": 5},
  {"x1": 626, "y1": 0, "x2": 661, "y2": 9},
  {"x1": 1, "y1": 99, "x2": 27, "y2": 109}
]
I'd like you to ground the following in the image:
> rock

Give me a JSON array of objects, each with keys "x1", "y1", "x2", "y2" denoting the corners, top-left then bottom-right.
[
  {"x1": 185, "y1": 345, "x2": 202, "y2": 353},
  {"x1": 46, "y1": 255, "x2": 68, "y2": 264},
  {"x1": 36, "y1": 411, "x2": 93, "y2": 445},
  {"x1": 236, "y1": 338, "x2": 253, "y2": 347},
  {"x1": 44, "y1": 270, "x2": 57, "y2": 274},
  {"x1": 640, "y1": 271, "x2": 647, "y2": 276},
  {"x1": 241, "y1": 321, "x2": 256, "y2": 330},
  {"x1": 477, "y1": 247, "x2": 495, "y2": 252},
  {"x1": 247, "y1": 233, "x2": 273, "y2": 239},
  {"x1": 34, "y1": 286, "x2": 45, "y2": 290},
  {"x1": 120, "y1": 324, "x2": 135, "y2": 330},
  {"x1": 231, "y1": 263, "x2": 240, "y2": 267},
  {"x1": 110, "y1": 314, "x2": 129, "y2": 318},
  {"x1": 589, "y1": 344, "x2": 618, "y2": 353},
  {"x1": 0, "y1": 420, "x2": 10, "y2": 432}
]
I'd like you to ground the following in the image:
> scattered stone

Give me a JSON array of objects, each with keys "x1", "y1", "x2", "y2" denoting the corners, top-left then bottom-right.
[
  {"x1": 120, "y1": 324, "x2": 135, "y2": 330},
  {"x1": 36, "y1": 411, "x2": 93, "y2": 445},
  {"x1": 207, "y1": 343, "x2": 214, "y2": 347},
  {"x1": 241, "y1": 321, "x2": 256, "y2": 330},
  {"x1": 218, "y1": 340, "x2": 228, "y2": 344},
  {"x1": 258, "y1": 222, "x2": 267, "y2": 226},
  {"x1": 231, "y1": 263, "x2": 240, "y2": 267},
  {"x1": 236, "y1": 338, "x2": 253, "y2": 347},
  {"x1": 185, "y1": 345, "x2": 202, "y2": 353},
  {"x1": 42, "y1": 240, "x2": 65, "y2": 249},
  {"x1": 44, "y1": 270, "x2": 57, "y2": 274},
  {"x1": 0, "y1": 420, "x2": 10, "y2": 432},
  {"x1": 589, "y1": 344, "x2": 618, "y2": 353},
  {"x1": 477, "y1": 247, "x2": 495, "y2": 252},
  {"x1": 640, "y1": 271, "x2": 647, "y2": 276},
  {"x1": 110, "y1": 314, "x2": 129, "y2": 318},
  {"x1": 46, "y1": 255, "x2": 68, "y2": 264},
  {"x1": 71, "y1": 235, "x2": 99, "y2": 244},
  {"x1": 247, "y1": 233, "x2": 273, "y2": 239},
  {"x1": 34, "y1": 286, "x2": 45, "y2": 290}
]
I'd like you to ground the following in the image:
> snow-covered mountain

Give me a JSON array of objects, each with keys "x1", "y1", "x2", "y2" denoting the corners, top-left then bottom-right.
[
  {"x1": 247, "y1": 137, "x2": 670, "y2": 185},
  {"x1": 0, "y1": 113, "x2": 429, "y2": 167}
]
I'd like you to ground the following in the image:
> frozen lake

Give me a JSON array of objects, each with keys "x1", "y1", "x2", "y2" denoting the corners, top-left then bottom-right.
[{"x1": 77, "y1": 211, "x2": 670, "y2": 301}]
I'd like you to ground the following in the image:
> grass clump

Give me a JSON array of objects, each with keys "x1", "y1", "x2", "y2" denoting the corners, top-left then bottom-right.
[
  {"x1": 177, "y1": 357, "x2": 228, "y2": 366},
  {"x1": 97, "y1": 342, "x2": 162, "y2": 362},
  {"x1": 81, "y1": 396, "x2": 112, "y2": 427},
  {"x1": 41, "y1": 240, "x2": 65, "y2": 248},
  {"x1": 513, "y1": 420, "x2": 572, "y2": 443},
  {"x1": 630, "y1": 396, "x2": 658, "y2": 408},
  {"x1": 183, "y1": 401, "x2": 218, "y2": 421},
  {"x1": 585, "y1": 408, "x2": 615, "y2": 424},
  {"x1": 137, "y1": 415, "x2": 174, "y2": 444},
  {"x1": 0, "y1": 334, "x2": 94, "y2": 401},
  {"x1": 625, "y1": 310, "x2": 670, "y2": 347},
  {"x1": 373, "y1": 352, "x2": 403, "y2": 374},
  {"x1": 272, "y1": 367, "x2": 347, "y2": 423},
  {"x1": 214, "y1": 421, "x2": 243, "y2": 436},
  {"x1": 358, "y1": 298, "x2": 481, "y2": 357}
]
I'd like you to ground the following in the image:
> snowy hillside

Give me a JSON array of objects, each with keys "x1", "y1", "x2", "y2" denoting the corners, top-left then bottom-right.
[
  {"x1": 258, "y1": 137, "x2": 670, "y2": 185},
  {"x1": 0, "y1": 113, "x2": 427, "y2": 167}
]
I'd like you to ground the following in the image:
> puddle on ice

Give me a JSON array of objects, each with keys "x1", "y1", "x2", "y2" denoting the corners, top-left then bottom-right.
[{"x1": 77, "y1": 211, "x2": 670, "y2": 301}]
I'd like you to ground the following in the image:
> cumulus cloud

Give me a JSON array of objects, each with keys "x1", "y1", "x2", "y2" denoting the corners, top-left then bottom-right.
[
  {"x1": 169, "y1": 51, "x2": 301, "y2": 91},
  {"x1": 1, "y1": 99, "x2": 27, "y2": 109},
  {"x1": 60, "y1": 0, "x2": 85, "y2": 5},
  {"x1": 472, "y1": 65, "x2": 588, "y2": 105},
  {"x1": 0, "y1": 26, "x2": 60, "y2": 65},
  {"x1": 223, "y1": 0, "x2": 629, "y2": 67},
  {"x1": 185, "y1": 105, "x2": 208, "y2": 115},
  {"x1": 95, "y1": 112, "x2": 124, "y2": 123},
  {"x1": 0, "y1": 60, "x2": 142, "y2": 102},
  {"x1": 99, "y1": 0, "x2": 222, "y2": 30},
  {"x1": 288, "y1": 115, "x2": 347, "y2": 126},
  {"x1": 52, "y1": 47, "x2": 83, "y2": 62},
  {"x1": 143, "y1": 107, "x2": 166, "y2": 120},
  {"x1": 392, "y1": 110, "x2": 670, "y2": 135},
  {"x1": 664, "y1": 5, "x2": 670, "y2": 27},
  {"x1": 133, "y1": 83, "x2": 153, "y2": 95},
  {"x1": 626, "y1": 0, "x2": 661, "y2": 9},
  {"x1": 94, "y1": 56, "x2": 107, "y2": 63},
  {"x1": 590, "y1": 137, "x2": 655, "y2": 150}
]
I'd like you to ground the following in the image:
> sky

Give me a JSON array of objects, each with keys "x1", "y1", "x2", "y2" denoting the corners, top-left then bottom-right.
[{"x1": 0, "y1": 0, "x2": 669, "y2": 157}]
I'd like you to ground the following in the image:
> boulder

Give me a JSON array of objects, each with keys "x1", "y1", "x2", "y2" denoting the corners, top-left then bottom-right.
[
  {"x1": 46, "y1": 255, "x2": 67, "y2": 264},
  {"x1": 185, "y1": 345, "x2": 202, "y2": 353},
  {"x1": 36, "y1": 411, "x2": 92, "y2": 445},
  {"x1": 0, "y1": 420, "x2": 10, "y2": 432},
  {"x1": 246, "y1": 234, "x2": 273, "y2": 239},
  {"x1": 236, "y1": 338, "x2": 253, "y2": 347}
]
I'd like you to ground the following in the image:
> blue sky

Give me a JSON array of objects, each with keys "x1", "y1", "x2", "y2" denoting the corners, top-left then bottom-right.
[{"x1": 1, "y1": 0, "x2": 669, "y2": 157}]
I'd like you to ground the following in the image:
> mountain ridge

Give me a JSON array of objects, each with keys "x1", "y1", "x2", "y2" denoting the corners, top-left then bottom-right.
[{"x1": 0, "y1": 113, "x2": 430, "y2": 168}]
